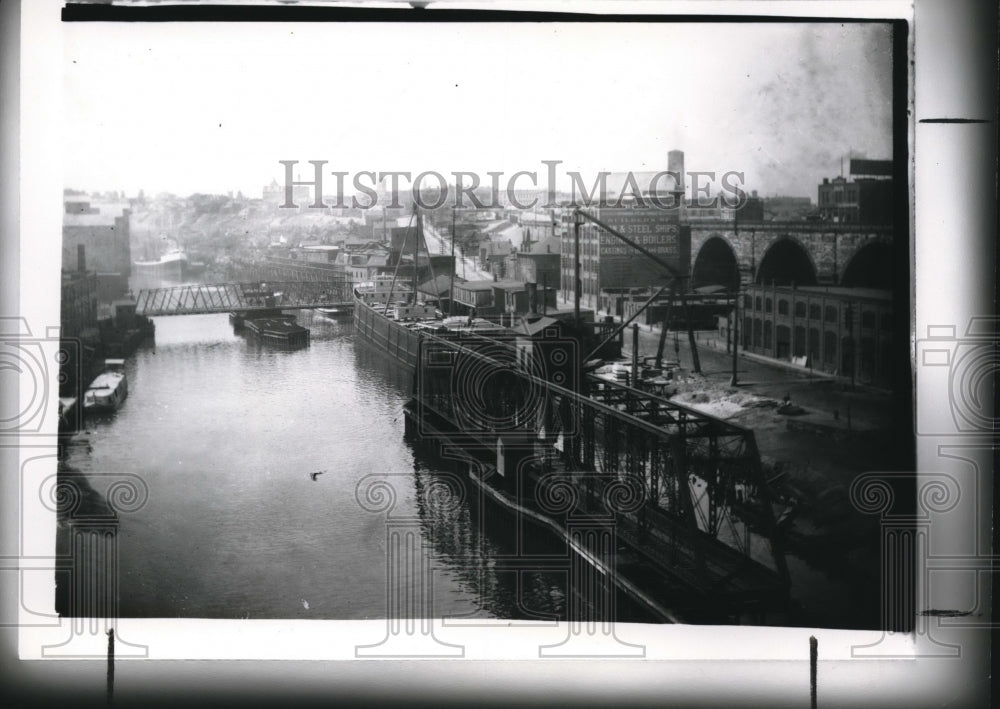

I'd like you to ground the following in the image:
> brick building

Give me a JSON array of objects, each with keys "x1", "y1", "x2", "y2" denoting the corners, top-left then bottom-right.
[
  {"x1": 559, "y1": 207, "x2": 690, "y2": 312},
  {"x1": 62, "y1": 200, "x2": 132, "y2": 302},
  {"x1": 741, "y1": 284, "x2": 893, "y2": 386},
  {"x1": 817, "y1": 159, "x2": 893, "y2": 225}
]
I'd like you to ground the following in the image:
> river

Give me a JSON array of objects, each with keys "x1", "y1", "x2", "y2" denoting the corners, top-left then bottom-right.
[{"x1": 58, "y1": 305, "x2": 656, "y2": 622}]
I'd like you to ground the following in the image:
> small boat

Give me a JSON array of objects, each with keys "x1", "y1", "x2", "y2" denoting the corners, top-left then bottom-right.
[{"x1": 83, "y1": 359, "x2": 128, "y2": 413}]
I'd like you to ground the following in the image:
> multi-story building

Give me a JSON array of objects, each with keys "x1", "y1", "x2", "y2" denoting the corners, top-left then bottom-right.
[
  {"x1": 335, "y1": 245, "x2": 391, "y2": 283},
  {"x1": 513, "y1": 235, "x2": 560, "y2": 289},
  {"x1": 741, "y1": 284, "x2": 893, "y2": 387},
  {"x1": 452, "y1": 280, "x2": 557, "y2": 317},
  {"x1": 817, "y1": 159, "x2": 893, "y2": 225},
  {"x1": 508, "y1": 209, "x2": 564, "y2": 244},
  {"x1": 559, "y1": 206, "x2": 690, "y2": 312},
  {"x1": 60, "y1": 270, "x2": 98, "y2": 338},
  {"x1": 62, "y1": 199, "x2": 132, "y2": 302}
]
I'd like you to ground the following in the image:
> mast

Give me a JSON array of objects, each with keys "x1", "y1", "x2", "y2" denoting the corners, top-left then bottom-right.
[
  {"x1": 573, "y1": 211, "x2": 581, "y2": 327},
  {"x1": 412, "y1": 206, "x2": 420, "y2": 304},
  {"x1": 731, "y1": 191, "x2": 740, "y2": 386}
]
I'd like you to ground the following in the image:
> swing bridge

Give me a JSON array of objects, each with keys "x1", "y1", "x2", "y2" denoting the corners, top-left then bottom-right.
[{"x1": 134, "y1": 278, "x2": 354, "y2": 317}]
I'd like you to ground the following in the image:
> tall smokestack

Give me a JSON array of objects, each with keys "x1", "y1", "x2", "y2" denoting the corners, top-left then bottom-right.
[
  {"x1": 667, "y1": 150, "x2": 685, "y2": 201},
  {"x1": 77, "y1": 245, "x2": 86, "y2": 272}
]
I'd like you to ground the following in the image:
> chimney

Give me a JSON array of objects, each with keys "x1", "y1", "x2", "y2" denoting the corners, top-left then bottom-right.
[
  {"x1": 77, "y1": 245, "x2": 86, "y2": 272},
  {"x1": 667, "y1": 149, "x2": 685, "y2": 199},
  {"x1": 525, "y1": 281, "x2": 538, "y2": 316}
]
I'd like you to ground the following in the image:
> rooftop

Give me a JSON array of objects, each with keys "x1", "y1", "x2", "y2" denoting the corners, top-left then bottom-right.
[
  {"x1": 774, "y1": 285, "x2": 892, "y2": 301},
  {"x1": 455, "y1": 280, "x2": 498, "y2": 291},
  {"x1": 64, "y1": 212, "x2": 127, "y2": 227}
]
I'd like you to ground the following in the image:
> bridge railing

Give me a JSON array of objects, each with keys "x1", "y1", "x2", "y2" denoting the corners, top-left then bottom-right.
[
  {"x1": 135, "y1": 281, "x2": 354, "y2": 316},
  {"x1": 412, "y1": 330, "x2": 789, "y2": 588}
]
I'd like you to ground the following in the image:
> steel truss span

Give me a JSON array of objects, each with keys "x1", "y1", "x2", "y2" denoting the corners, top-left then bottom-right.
[
  {"x1": 414, "y1": 331, "x2": 790, "y2": 612},
  {"x1": 134, "y1": 280, "x2": 353, "y2": 316}
]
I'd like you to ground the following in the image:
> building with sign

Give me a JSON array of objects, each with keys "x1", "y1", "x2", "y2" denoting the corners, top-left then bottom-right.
[
  {"x1": 559, "y1": 207, "x2": 690, "y2": 312},
  {"x1": 817, "y1": 159, "x2": 893, "y2": 225}
]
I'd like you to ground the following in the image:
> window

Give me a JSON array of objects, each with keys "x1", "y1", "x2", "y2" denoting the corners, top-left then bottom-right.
[
  {"x1": 825, "y1": 305, "x2": 838, "y2": 323},
  {"x1": 861, "y1": 311, "x2": 876, "y2": 330},
  {"x1": 808, "y1": 328, "x2": 820, "y2": 361},
  {"x1": 809, "y1": 304, "x2": 821, "y2": 320},
  {"x1": 754, "y1": 296, "x2": 762, "y2": 311},
  {"x1": 765, "y1": 298, "x2": 773, "y2": 313},
  {"x1": 823, "y1": 331, "x2": 837, "y2": 364},
  {"x1": 881, "y1": 313, "x2": 893, "y2": 331},
  {"x1": 793, "y1": 326, "x2": 806, "y2": 357},
  {"x1": 794, "y1": 302, "x2": 807, "y2": 318},
  {"x1": 778, "y1": 299, "x2": 789, "y2": 315}
]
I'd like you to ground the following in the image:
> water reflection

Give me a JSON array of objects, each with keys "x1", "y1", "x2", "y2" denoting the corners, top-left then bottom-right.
[{"x1": 57, "y1": 306, "x2": 658, "y2": 623}]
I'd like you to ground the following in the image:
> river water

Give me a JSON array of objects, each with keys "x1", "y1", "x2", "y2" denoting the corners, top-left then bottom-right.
[{"x1": 58, "y1": 305, "x2": 655, "y2": 622}]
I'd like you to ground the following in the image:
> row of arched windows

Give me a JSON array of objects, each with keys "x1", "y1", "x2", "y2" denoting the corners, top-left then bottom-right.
[{"x1": 747, "y1": 296, "x2": 891, "y2": 330}]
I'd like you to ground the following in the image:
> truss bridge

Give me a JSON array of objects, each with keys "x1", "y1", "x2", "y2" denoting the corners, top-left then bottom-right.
[
  {"x1": 409, "y1": 331, "x2": 790, "y2": 621},
  {"x1": 134, "y1": 280, "x2": 354, "y2": 317}
]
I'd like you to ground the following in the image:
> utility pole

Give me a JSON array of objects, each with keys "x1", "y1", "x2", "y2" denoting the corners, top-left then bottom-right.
[
  {"x1": 631, "y1": 324, "x2": 640, "y2": 386},
  {"x1": 449, "y1": 206, "x2": 456, "y2": 316},
  {"x1": 574, "y1": 211, "x2": 582, "y2": 327},
  {"x1": 846, "y1": 302, "x2": 856, "y2": 389},
  {"x1": 682, "y1": 293, "x2": 701, "y2": 374},
  {"x1": 731, "y1": 191, "x2": 740, "y2": 387},
  {"x1": 730, "y1": 290, "x2": 740, "y2": 386}
]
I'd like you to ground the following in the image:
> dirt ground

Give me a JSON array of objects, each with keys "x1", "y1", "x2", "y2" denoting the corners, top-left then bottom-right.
[{"x1": 611, "y1": 326, "x2": 904, "y2": 628}]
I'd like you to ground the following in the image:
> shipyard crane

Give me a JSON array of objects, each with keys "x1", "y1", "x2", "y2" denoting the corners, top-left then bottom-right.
[{"x1": 572, "y1": 208, "x2": 701, "y2": 373}]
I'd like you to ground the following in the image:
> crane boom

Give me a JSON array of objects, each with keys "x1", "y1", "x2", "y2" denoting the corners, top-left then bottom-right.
[{"x1": 574, "y1": 208, "x2": 700, "y2": 373}]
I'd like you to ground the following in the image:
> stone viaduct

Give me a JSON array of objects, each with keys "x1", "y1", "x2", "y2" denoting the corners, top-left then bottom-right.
[{"x1": 686, "y1": 221, "x2": 895, "y2": 290}]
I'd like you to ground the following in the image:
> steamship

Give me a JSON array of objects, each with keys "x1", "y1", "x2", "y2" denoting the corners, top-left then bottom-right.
[{"x1": 133, "y1": 248, "x2": 188, "y2": 280}]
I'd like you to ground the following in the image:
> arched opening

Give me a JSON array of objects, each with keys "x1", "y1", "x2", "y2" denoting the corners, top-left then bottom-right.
[
  {"x1": 691, "y1": 237, "x2": 739, "y2": 290},
  {"x1": 793, "y1": 326, "x2": 806, "y2": 357},
  {"x1": 756, "y1": 238, "x2": 817, "y2": 286},
  {"x1": 808, "y1": 327, "x2": 820, "y2": 364},
  {"x1": 841, "y1": 242, "x2": 893, "y2": 288},
  {"x1": 823, "y1": 331, "x2": 837, "y2": 367},
  {"x1": 841, "y1": 336, "x2": 855, "y2": 377},
  {"x1": 775, "y1": 325, "x2": 791, "y2": 359}
]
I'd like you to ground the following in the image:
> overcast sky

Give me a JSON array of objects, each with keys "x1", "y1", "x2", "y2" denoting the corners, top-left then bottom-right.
[{"x1": 63, "y1": 21, "x2": 893, "y2": 200}]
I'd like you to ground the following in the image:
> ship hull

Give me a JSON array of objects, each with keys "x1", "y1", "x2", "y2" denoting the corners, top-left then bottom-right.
[
  {"x1": 353, "y1": 292, "x2": 423, "y2": 369},
  {"x1": 133, "y1": 252, "x2": 187, "y2": 280}
]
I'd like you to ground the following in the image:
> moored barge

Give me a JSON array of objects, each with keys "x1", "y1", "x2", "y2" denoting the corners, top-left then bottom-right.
[{"x1": 244, "y1": 316, "x2": 310, "y2": 349}]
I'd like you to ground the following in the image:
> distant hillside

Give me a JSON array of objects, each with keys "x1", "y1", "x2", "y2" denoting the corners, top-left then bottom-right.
[{"x1": 128, "y1": 194, "x2": 370, "y2": 263}]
